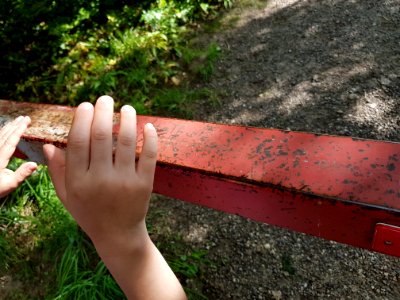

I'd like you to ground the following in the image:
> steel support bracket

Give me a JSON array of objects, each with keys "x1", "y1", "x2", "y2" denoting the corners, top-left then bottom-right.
[{"x1": 372, "y1": 223, "x2": 400, "y2": 257}]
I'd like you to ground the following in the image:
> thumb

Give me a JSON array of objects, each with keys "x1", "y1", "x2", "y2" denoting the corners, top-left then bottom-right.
[
  {"x1": 14, "y1": 161, "x2": 38, "y2": 185},
  {"x1": 43, "y1": 144, "x2": 67, "y2": 202}
]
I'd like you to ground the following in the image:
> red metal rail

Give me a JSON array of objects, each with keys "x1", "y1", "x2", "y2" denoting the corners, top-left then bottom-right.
[{"x1": 1, "y1": 100, "x2": 400, "y2": 257}]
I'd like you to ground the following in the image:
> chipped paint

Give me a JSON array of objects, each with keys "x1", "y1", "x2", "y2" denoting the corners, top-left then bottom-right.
[{"x1": 1, "y1": 99, "x2": 400, "y2": 256}]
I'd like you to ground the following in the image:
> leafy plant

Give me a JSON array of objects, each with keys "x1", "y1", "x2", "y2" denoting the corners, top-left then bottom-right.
[
  {"x1": 0, "y1": 0, "x2": 231, "y2": 297},
  {"x1": 281, "y1": 253, "x2": 296, "y2": 275},
  {"x1": 169, "y1": 250, "x2": 209, "y2": 278},
  {"x1": 0, "y1": 0, "x2": 228, "y2": 117}
]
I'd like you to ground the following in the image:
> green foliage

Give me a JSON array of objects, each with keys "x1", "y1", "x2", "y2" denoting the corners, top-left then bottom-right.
[
  {"x1": 152, "y1": 87, "x2": 216, "y2": 117},
  {"x1": 182, "y1": 43, "x2": 221, "y2": 80},
  {"x1": 0, "y1": 234, "x2": 13, "y2": 270},
  {"x1": 0, "y1": 161, "x2": 123, "y2": 298},
  {"x1": 0, "y1": 159, "x2": 212, "y2": 298},
  {"x1": 53, "y1": 243, "x2": 125, "y2": 300},
  {"x1": 281, "y1": 253, "x2": 296, "y2": 275},
  {"x1": 150, "y1": 229, "x2": 213, "y2": 300},
  {"x1": 0, "y1": 0, "x2": 230, "y2": 297},
  {"x1": 169, "y1": 250, "x2": 209, "y2": 278},
  {"x1": 0, "y1": 0, "x2": 230, "y2": 116}
]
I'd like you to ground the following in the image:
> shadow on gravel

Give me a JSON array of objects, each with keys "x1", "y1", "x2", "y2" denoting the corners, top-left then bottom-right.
[
  {"x1": 204, "y1": 0, "x2": 400, "y2": 141},
  {"x1": 172, "y1": 1, "x2": 400, "y2": 299}
]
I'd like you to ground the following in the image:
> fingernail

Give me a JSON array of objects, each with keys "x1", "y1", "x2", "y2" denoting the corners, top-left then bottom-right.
[
  {"x1": 97, "y1": 95, "x2": 114, "y2": 107},
  {"x1": 29, "y1": 162, "x2": 38, "y2": 170},
  {"x1": 121, "y1": 105, "x2": 136, "y2": 113},
  {"x1": 25, "y1": 162, "x2": 38, "y2": 173},
  {"x1": 15, "y1": 116, "x2": 24, "y2": 122},
  {"x1": 79, "y1": 102, "x2": 93, "y2": 110},
  {"x1": 146, "y1": 123, "x2": 155, "y2": 130}
]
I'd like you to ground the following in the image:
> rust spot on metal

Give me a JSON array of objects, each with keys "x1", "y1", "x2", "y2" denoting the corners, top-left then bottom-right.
[
  {"x1": 385, "y1": 189, "x2": 395, "y2": 195},
  {"x1": 277, "y1": 150, "x2": 288, "y2": 156},
  {"x1": 386, "y1": 163, "x2": 396, "y2": 172},
  {"x1": 3, "y1": 99, "x2": 400, "y2": 257},
  {"x1": 293, "y1": 149, "x2": 306, "y2": 156},
  {"x1": 264, "y1": 149, "x2": 272, "y2": 158}
]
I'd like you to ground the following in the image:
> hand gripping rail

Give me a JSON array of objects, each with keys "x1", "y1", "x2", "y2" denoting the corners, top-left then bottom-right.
[{"x1": 1, "y1": 100, "x2": 400, "y2": 257}]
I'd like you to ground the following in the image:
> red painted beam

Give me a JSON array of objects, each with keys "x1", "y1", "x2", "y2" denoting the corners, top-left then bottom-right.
[{"x1": 1, "y1": 100, "x2": 400, "y2": 256}]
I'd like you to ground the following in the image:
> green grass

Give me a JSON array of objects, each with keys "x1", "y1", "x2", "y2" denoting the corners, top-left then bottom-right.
[
  {"x1": 183, "y1": 43, "x2": 221, "y2": 81},
  {"x1": 0, "y1": 159, "x2": 211, "y2": 299},
  {"x1": 0, "y1": 1, "x2": 231, "y2": 298},
  {"x1": 281, "y1": 254, "x2": 296, "y2": 276}
]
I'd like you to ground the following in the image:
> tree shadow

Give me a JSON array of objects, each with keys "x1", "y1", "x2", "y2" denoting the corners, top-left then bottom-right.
[{"x1": 200, "y1": 0, "x2": 400, "y2": 141}]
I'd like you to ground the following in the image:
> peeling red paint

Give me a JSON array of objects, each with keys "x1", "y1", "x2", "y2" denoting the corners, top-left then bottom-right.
[{"x1": 2, "y1": 99, "x2": 400, "y2": 256}]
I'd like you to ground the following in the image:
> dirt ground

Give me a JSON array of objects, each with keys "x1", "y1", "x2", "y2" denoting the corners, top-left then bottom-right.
[{"x1": 150, "y1": 0, "x2": 400, "y2": 299}]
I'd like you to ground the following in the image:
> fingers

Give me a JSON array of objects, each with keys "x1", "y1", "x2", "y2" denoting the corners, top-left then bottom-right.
[
  {"x1": 90, "y1": 96, "x2": 114, "y2": 171},
  {"x1": 137, "y1": 123, "x2": 158, "y2": 184},
  {"x1": 0, "y1": 116, "x2": 30, "y2": 169},
  {"x1": 14, "y1": 162, "x2": 38, "y2": 186},
  {"x1": 0, "y1": 162, "x2": 37, "y2": 198},
  {"x1": 43, "y1": 144, "x2": 67, "y2": 202},
  {"x1": 115, "y1": 105, "x2": 137, "y2": 171},
  {"x1": 0, "y1": 116, "x2": 23, "y2": 142},
  {"x1": 66, "y1": 102, "x2": 94, "y2": 177}
]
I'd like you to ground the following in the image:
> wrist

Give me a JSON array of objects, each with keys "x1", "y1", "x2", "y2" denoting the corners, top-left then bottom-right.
[{"x1": 90, "y1": 222, "x2": 151, "y2": 258}]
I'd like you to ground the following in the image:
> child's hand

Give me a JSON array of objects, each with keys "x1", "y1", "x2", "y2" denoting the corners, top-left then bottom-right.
[
  {"x1": 43, "y1": 96, "x2": 185, "y2": 299},
  {"x1": 0, "y1": 116, "x2": 37, "y2": 198},
  {"x1": 43, "y1": 95, "x2": 157, "y2": 245}
]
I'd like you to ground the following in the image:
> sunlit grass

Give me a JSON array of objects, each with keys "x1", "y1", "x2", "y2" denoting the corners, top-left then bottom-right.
[
  {"x1": 0, "y1": 159, "x2": 211, "y2": 299},
  {"x1": 0, "y1": 1, "x2": 229, "y2": 298}
]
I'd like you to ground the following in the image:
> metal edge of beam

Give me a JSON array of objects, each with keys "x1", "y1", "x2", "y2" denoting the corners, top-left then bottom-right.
[{"x1": 1, "y1": 100, "x2": 400, "y2": 256}]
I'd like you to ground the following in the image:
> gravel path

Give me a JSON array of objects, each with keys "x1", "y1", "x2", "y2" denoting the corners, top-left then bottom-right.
[{"x1": 149, "y1": 1, "x2": 400, "y2": 299}]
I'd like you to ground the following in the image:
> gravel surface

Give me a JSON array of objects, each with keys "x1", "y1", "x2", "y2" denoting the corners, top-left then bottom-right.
[{"x1": 149, "y1": 1, "x2": 400, "y2": 299}]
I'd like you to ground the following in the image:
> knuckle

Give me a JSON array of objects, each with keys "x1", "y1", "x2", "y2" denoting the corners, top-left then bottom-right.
[
  {"x1": 1, "y1": 142, "x2": 13, "y2": 153},
  {"x1": 102, "y1": 178, "x2": 113, "y2": 187},
  {"x1": 136, "y1": 180, "x2": 152, "y2": 193},
  {"x1": 67, "y1": 181, "x2": 82, "y2": 192},
  {"x1": 17, "y1": 167, "x2": 29, "y2": 179},
  {"x1": 92, "y1": 128, "x2": 109, "y2": 141},
  {"x1": 5, "y1": 136, "x2": 18, "y2": 148},
  {"x1": 142, "y1": 149, "x2": 157, "y2": 159},
  {"x1": 118, "y1": 134, "x2": 135, "y2": 147},
  {"x1": 68, "y1": 137, "x2": 86, "y2": 150},
  {"x1": 119, "y1": 180, "x2": 134, "y2": 193},
  {"x1": 93, "y1": 175, "x2": 114, "y2": 190}
]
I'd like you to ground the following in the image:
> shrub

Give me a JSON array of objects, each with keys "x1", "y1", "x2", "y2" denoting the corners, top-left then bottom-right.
[{"x1": 0, "y1": 0, "x2": 229, "y2": 115}]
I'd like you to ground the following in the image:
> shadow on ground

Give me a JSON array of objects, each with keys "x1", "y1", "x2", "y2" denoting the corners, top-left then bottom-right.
[
  {"x1": 198, "y1": 0, "x2": 400, "y2": 141},
  {"x1": 160, "y1": 1, "x2": 400, "y2": 299}
]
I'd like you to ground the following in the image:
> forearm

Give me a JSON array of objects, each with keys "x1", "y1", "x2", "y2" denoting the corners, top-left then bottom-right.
[{"x1": 93, "y1": 226, "x2": 187, "y2": 300}]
